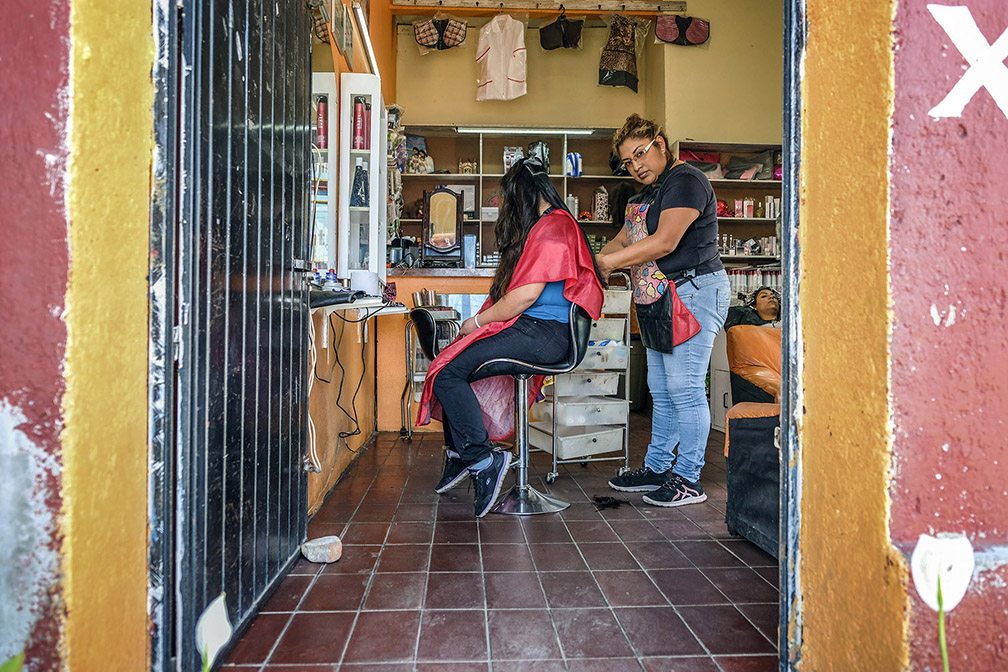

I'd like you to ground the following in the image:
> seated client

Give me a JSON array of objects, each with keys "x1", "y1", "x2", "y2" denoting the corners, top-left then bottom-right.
[
  {"x1": 725, "y1": 285, "x2": 781, "y2": 330},
  {"x1": 416, "y1": 156, "x2": 605, "y2": 517}
]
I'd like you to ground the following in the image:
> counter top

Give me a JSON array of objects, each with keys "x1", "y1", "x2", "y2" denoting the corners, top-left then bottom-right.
[{"x1": 388, "y1": 267, "x2": 496, "y2": 278}]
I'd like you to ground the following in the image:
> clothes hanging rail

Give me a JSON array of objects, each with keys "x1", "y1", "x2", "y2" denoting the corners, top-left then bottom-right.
[{"x1": 390, "y1": 0, "x2": 686, "y2": 14}]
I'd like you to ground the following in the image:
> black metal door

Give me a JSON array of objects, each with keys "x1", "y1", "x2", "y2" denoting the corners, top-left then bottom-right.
[{"x1": 159, "y1": 1, "x2": 312, "y2": 669}]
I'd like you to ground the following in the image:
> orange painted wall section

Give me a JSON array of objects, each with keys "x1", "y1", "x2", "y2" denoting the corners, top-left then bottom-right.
[
  {"x1": 62, "y1": 0, "x2": 153, "y2": 669},
  {"x1": 799, "y1": 0, "x2": 908, "y2": 669}
]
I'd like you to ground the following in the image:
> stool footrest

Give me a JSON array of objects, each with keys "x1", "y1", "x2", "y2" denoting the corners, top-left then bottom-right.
[{"x1": 491, "y1": 485, "x2": 569, "y2": 515}]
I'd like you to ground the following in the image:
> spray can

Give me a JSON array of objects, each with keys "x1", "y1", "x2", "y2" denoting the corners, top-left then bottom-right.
[
  {"x1": 316, "y1": 96, "x2": 328, "y2": 149},
  {"x1": 352, "y1": 98, "x2": 365, "y2": 150}
]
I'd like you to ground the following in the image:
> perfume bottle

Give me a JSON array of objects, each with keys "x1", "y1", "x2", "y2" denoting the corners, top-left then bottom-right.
[{"x1": 350, "y1": 157, "x2": 369, "y2": 207}]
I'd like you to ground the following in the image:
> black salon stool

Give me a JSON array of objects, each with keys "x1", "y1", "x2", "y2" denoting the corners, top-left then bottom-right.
[{"x1": 473, "y1": 303, "x2": 592, "y2": 515}]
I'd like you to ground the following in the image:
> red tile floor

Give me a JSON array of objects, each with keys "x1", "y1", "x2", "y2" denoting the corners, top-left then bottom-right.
[{"x1": 224, "y1": 412, "x2": 779, "y2": 671}]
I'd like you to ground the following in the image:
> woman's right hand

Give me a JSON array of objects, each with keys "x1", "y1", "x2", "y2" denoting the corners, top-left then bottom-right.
[
  {"x1": 595, "y1": 253, "x2": 615, "y2": 284},
  {"x1": 457, "y1": 316, "x2": 479, "y2": 337}
]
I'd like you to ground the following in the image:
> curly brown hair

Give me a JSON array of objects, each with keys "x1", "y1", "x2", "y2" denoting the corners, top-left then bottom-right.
[{"x1": 611, "y1": 113, "x2": 672, "y2": 159}]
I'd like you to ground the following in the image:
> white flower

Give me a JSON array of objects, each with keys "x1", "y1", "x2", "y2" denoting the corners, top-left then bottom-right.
[
  {"x1": 195, "y1": 593, "x2": 233, "y2": 669},
  {"x1": 910, "y1": 533, "x2": 974, "y2": 612}
]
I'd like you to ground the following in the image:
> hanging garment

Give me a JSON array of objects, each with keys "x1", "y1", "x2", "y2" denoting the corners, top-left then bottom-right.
[
  {"x1": 655, "y1": 15, "x2": 710, "y2": 46},
  {"x1": 539, "y1": 7, "x2": 583, "y2": 50},
  {"x1": 599, "y1": 14, "x2": 643, "y2": 92},
  {"x1": 413, "y1": 16, "x2": 468, "y2": 51},
  {"x1": 476, "y1": 14, "x2": 527, "y2": 102},
  {"x1": 415, "y1": 209, "x2": 603, "y2": 439}
]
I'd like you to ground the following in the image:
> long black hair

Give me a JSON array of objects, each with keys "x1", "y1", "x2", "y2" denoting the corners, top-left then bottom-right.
[{"x1": 489, "y1": 156, "x2": 604, "y2": 302}]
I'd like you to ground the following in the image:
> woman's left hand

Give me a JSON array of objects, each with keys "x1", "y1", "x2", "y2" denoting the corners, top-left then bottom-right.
[{"x1": 458, "y1": 316, "x2": 479, "y2": 337}]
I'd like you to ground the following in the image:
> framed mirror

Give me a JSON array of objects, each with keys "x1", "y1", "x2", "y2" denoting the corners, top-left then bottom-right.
[{"x1": 421, "y1": 186, "x2": 463, "y2": 266}]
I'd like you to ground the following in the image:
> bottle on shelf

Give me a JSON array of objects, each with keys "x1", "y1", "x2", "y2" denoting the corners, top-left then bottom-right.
[
  {"x1": 316, "y1": 95, "x2": 328, "y2": 149},
  {"x1": 352, "y1": 97, "x2": 366, "y2": 150},
  {"x1": 350, "y1": 157, "x2": 369, "y2": 207},
  {"x1": 363, "y1": 102, "x2": 371, "y2": 150}
]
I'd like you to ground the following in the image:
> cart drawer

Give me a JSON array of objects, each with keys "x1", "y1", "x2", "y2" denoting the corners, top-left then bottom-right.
[
  {"x1": 537, "y1": 395, "x2": 628, "y2": 426},
  {"x1": 601, "y1": 287, "x2": 631, "y2": 315},
  {"x1": 529, "y1": 422, "x2": 625, "y2": 459},
  {"x1": 589, "y1": 317, "x2": 626, "y2": 342},
  {"x1": 554, "y1": 372, "x2": 620, "y2": 396},
  {"x1": 579, "y1": 344, "x2": 629, "y2": 370}
]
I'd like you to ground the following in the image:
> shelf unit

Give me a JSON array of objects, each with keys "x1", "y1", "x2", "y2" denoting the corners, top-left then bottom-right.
[
  {"x1": 338, "y1": 72, "x2": 388, "y2": 282},
  {"x1": 530, "y1": 280, "x2": 632, "y2": 482},
  {"x1": 398, "y1": 126, "x2": 633, "y2": 267},
  {"x1": 310, "y1": 73, "x2": 338, "y2": 273},
  {"x1": 675, "y1": 140, "x2": 783, "y2": 264}
]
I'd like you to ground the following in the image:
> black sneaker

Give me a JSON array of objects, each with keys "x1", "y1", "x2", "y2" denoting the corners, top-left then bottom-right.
[
  {"x1": 608, "y1": 465, "x2": 671, "y2": 492},
  {"x1": 470, "y1": 450, "x2": 509, "y2": 518},
  {"x1": 434, "y1": 450, "x2": 468, "y2": 494},
  {"x1": 642, "y1": 474, "x2": 707, "y2": 507}
]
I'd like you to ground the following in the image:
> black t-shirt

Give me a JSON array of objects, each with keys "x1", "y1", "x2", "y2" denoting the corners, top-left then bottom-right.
[{"x1": 634, "y1": 162, "x2": 722, "y2": 278}]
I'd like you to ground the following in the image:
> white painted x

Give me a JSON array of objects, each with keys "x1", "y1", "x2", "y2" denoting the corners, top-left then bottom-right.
[{"x1": 927, "y1": 4, "x2": 1008, "y2": 119}]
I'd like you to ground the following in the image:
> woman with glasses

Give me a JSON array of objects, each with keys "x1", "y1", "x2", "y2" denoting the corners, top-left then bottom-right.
[
  {"x1": 598, "y1": 113, "x2": 730, "y2": 508},
  {"x1": 416, "y1": 156, "x2": 604, "y2": 517}
]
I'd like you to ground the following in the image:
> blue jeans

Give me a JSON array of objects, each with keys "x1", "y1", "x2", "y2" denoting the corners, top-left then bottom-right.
[{"x1": 644, "y1": 269, "x2": 730, "y2": 482}]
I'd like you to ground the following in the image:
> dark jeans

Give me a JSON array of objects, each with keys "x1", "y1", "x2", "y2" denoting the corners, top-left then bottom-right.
[{"x1": 433, "y1": 315, "x2": 569, "y2": 464}]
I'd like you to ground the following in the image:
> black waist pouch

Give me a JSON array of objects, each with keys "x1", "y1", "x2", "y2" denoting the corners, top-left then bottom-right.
[{"x1": 635, "y1": 290, "x2": 676, "y2": 353}]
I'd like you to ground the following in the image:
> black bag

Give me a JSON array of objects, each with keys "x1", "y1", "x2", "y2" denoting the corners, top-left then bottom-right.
[
  {"x1": 634, "y1": 290, "x2": 676, "y2": 353},
  {"x1": 540, "y1": 7, "x2": 583, "y2": 50}
]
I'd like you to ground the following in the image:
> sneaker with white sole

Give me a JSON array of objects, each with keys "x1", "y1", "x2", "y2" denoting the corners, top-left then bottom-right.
[
  {"x1": 608, "y1": 465, "x2": 672, "y2": 492},
  {"x1": 471, "y1": 450, "x2": 509, "y2": 518},
  {"x1": 642, "y1": 474, "x2": 707, "y2": 507},
  {"x1": 435, "y1": 450, "x2": 468, "y2": 494}
]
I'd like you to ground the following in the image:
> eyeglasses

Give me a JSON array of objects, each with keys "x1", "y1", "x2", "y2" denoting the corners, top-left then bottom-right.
[{"x1": 621, "y1": 137, "x2": 657, "y2": 170}]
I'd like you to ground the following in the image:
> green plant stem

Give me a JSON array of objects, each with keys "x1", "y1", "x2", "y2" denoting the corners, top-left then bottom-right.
[{"x1": 938, "y1": 574, "x2": 949, "y2": 672}]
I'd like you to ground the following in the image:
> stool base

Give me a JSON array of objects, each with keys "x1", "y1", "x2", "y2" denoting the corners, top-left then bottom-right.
[{"x1": 492, "y1": 485, "x2": 570, "y2": 515}]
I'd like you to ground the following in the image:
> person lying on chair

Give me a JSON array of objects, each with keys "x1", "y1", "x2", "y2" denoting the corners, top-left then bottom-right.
[
  {"x1": 725, "y1": 286, "x2": 781, "y2": 330},
  {"x1": 415, "y1": 156, "x2": 605, "y2": 517}
]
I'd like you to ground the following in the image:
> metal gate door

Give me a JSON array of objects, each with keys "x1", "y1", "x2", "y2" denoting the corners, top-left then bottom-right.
[{"x1": 152, "y1": 1, "x2": 312, "y2": 669}]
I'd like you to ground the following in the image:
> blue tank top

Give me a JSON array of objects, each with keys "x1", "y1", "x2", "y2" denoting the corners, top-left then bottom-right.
[{"x1": 523, "y1": 281, "x2": 571, "y2": 323}]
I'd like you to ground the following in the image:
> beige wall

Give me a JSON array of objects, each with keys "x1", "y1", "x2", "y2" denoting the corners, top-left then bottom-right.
[
  {"x1": 661, "y1": 0, "x2": 783, "y2": 143},
  {"x1": 396, "y1": 23, "x2": 647, "y2": 127},
  {"x1": 396, "y1": 7, "x2": 782, "y2": 142}
]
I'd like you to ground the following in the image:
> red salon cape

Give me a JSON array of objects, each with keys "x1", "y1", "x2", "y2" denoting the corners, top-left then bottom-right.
[{"x1": 416, "y1": 209, "x2": 605, "y2": 440}]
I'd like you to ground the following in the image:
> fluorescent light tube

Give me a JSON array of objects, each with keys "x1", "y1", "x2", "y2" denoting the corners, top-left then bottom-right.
[
  {"x1": 455, "y1": 127, "x2": 595, "y2": 135},
  {"x1": 351, "y1": 2, "x2": 380, "y2": 78}
]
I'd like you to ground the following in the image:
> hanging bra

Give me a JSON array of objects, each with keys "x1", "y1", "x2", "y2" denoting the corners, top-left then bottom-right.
[
  {"x1": 655, "y1": 15, "x2": 710, "y2": 46},
  {"x1": 539, "y1": 6, "x2": 583, "y2": 50},
  {"x1": 414, "y1": 17, "x2": 468, "y2": 50}
]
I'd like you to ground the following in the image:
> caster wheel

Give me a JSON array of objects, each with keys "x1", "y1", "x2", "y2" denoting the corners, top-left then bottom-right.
[
  {"x1": 617, "y1": 466, "x2": 629, "y2": 476},
  {"x1": 545, "y1": 473, "x2": 557, "y2": 484}
]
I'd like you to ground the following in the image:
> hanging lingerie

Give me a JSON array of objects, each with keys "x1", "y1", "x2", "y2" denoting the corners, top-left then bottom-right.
[
  {"x1": 655, "y1": 15, "x2": 710, "y2": 46},
  {"x1": 539, "y1": 7, "x2": 583, "y2": 50},
  {"x1": 414, "y1": 17, "x2": 468, "y2": 50}
]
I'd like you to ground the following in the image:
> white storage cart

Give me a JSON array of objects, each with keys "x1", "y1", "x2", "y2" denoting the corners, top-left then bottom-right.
[{"x1": 530, "y1": 273, "x2": 632, "y2": 482}]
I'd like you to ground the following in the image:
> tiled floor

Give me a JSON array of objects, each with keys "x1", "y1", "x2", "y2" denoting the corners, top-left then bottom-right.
[{"x1": 224, "y1": 412, "x2": 779, "y2": 671}]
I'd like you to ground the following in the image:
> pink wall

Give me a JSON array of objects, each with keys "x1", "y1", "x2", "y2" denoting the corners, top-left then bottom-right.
[
  {"x1": 890, "y1": 1, "x2": 1008, "y2": 667},
  {"x1": 0, "y1": 1, "x2": 70, "y2": 667}
]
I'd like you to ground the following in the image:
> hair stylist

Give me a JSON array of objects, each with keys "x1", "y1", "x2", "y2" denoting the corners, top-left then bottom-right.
[{"x1": 597, "y1": 114, "x2": 729, "y2": 507}]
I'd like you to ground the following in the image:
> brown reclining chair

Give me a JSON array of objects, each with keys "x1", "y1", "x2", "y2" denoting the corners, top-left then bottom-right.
[{"x1": 723, "y1": 325, "x2": 781, "y2": 558}]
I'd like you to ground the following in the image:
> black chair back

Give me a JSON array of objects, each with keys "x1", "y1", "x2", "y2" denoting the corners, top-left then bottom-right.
[{"x1": 410, "y1": 308, "x2": 441, "y2": 361}]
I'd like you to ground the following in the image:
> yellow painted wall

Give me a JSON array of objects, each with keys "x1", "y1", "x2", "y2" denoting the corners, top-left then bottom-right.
[
  {"x1": 396, "y1": 23, "x2": 647, "y2": 127},
  {"x1": 661, "y1": 0, "x2": 782, "y2": 143},
  {"x1": 63, "y1": 0, "x2": 152, "y2": 669},
  {"x1": 799, "y1": 0, "x2": 907, "y2": 668}
]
